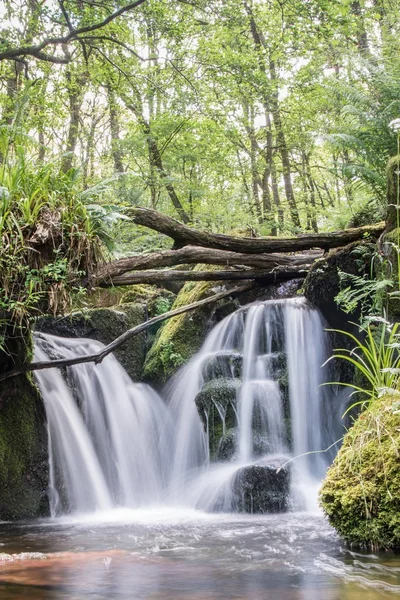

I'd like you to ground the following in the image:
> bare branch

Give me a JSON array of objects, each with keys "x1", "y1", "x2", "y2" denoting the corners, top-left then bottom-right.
[
  {"x1": 101, "y1": 267, "x2": 309, "y2": 286},
  {"x1": 0, "y1": 283, "x2": 254, "y2": 382},
  {"x1": 0, "y1": 0, "x2": 148, "y2": 63}
]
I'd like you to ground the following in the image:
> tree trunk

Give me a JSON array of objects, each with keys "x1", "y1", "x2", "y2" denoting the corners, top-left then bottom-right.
[
  {"x1": 124, "y1": 207, "x2": 384, "y2": 255},
  {"x1": 102, "y1": 267, "x2": 309, "y2": 287}
]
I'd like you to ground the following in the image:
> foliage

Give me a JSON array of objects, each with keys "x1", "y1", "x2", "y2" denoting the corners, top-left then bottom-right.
[
  {"x1": 1, "y1": 0, "x2": 399, "y2": 239},
  {"x1": 0, "y1": 138, "x2": 115, "y2": 351},
  {"x1": 326, "y1": 319, "x2": 400, "y2": 412}
]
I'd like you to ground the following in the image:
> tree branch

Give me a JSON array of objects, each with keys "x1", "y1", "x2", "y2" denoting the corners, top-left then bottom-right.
[
  {"x1": 96, "y1": 245, "x2": 321, "y2": 282},
  {"x1": 101, "y1": 267, "x2": 308, "y2": 286},
  {"x1": 0, "y1": 283, "x2": 253, "y2": 382},
  {"x1": 0, "y1": 0, "x2": 148, "y2": 63},
  {"x1": 128, "y1": 207, "x2": 385, "y2": 254}
]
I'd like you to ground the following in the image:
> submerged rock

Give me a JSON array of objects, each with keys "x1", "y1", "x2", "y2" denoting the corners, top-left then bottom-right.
[{"x1": 232, "y1": 462, "x2": 290, "y2": 513}]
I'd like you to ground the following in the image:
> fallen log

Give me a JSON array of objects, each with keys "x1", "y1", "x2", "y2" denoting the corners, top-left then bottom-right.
[
  {"x1": 96, "y1": 245, "x2": 322, "y2": 282},
  {"x1": 103, "y1": 267, "x2": 309, "y2": 287},
  {"x1": 130, "y1": 207, "x2": 384, "y2": 254},
  {"x1": 0, "y1": 283, "x2": 254, "y2": 382}
]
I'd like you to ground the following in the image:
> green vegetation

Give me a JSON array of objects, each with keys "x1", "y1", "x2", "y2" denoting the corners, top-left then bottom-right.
[
  {"x1": 143, "y1": 276, "x2": 217, "y2": 383},
  {"x1": 320, "y1": 394, "x2": 400, "y2": 549}
]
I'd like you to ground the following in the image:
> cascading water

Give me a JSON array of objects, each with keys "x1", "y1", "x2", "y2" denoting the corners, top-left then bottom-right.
[{"x1": 34, "y1": 297, "x2": 348, "y2": 517}]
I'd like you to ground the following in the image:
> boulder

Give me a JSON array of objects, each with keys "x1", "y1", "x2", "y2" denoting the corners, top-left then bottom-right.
[
  {"x1": 320, "y1": 394, "x2": 400, "y2": 550},
  {"x1": 216, "y1": 429, "x2": 270, "y2": 461},
  {"x1": 232, "y1": 461, "x2": 290, "y2": 513}
]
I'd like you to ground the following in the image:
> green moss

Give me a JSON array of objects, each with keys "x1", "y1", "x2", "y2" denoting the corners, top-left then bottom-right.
[
  {"x1": 320, "y1": 394, "x2": 400, "y2": 550},
  {"x1": 143, "y1": 269, "x2": 220, "y2": 383},
  {"x1": 0, "y1": 374, "x2": 48, "y2": 520}
]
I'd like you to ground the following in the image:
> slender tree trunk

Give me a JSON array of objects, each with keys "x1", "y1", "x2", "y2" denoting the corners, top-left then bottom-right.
[
  {"x1": 125, "y1": 99, "x2": 190, "y2": 223},
  {"x1": 107, "y1": 85, "x2": 124, "y2": 173},
  {"x1": 269, "y1": 59, "x2": 300, "y2": 228},
  {"x1": 61, "y1": 49, "x2": 87, "y2": 173}
]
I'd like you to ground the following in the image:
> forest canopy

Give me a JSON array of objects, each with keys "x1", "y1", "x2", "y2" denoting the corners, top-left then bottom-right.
[{"x1": 0, "y1": 0, "x2": 398, "y2": 247}]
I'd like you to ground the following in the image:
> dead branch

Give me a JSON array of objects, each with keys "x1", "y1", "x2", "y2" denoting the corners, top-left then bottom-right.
[
  {"x1": 129, "y1": 207, "x2": 384, "y2": 254},
  {"x1": 96, "y1": 245, "x2": 321, "y2": 282},
  {"x1": 102, "y1": 267, "x2": 308, "y2": 286},
  {"x1": 0, "y1": 283, "x2": 253, "y2": 382}
]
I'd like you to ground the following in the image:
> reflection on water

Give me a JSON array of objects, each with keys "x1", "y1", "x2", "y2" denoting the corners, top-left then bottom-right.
[{"x1": 0, "y1": 511, "x2": 399, "y2": 600}]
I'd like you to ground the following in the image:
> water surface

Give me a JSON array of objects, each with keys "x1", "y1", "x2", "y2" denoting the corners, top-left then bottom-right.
[{"x1": 0, "y1": 510, "x2": 399, "y2": 599}]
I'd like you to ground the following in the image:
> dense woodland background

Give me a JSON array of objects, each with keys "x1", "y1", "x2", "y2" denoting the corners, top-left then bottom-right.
[
  {"x1": 0, "y1": 0, "x2": 399, "y2": 340},
  {"x1": 1, "y1": 0, "x2": 399, "y2": 241}
]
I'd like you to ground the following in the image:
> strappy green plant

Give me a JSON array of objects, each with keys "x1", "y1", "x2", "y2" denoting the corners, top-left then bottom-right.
[{"x1": 325, "y1": 318, "x2": 400, "y2": 414}]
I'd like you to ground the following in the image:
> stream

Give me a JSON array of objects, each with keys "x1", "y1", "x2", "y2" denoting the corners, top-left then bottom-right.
[{"x1": 0, "y1": 510, "x2": 399, "y2": 599}]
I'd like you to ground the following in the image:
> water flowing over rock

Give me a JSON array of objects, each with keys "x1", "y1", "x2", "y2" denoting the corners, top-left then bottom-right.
[{"x1": 34, "y1": 297, "x2": 348, "y2": 516}]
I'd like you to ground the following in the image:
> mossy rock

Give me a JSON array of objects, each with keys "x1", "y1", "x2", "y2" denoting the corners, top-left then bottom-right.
[
  {"x1": 0, "y1": 373, "x2": 49, "y2": 520},
  {"x1": 202, "y1": 352, "x2": 242, "y2": 382},
  {"x1": 143, "y1": 270, "x2": 239, "y2": 384},
  {"x1": 216, "y1": 429, "x2": 270, "y2": 461},
  {"x1": 36, "y1": 304, "x2": 147, "y2": 381},
  {"x1": 195, "y1": 378, "x2": 240, "y2": 457},
  {"x1": 320, "y1": 394, "x2": 400, "y2": 550},
  {"x1": 386, "y1": 155, "x2": 400, "y2": 232}
]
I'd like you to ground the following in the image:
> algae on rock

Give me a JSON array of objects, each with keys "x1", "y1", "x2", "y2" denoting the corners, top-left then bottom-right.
[
  {"x1": 320, "y1": 394, "x2": 400, "y2": 550},
  {"x1": 0, "y1": 332, "x2": 48, "y2": 520},
  {"x1": 143, "y1": 270, "x2": 238, "y2": 384}
]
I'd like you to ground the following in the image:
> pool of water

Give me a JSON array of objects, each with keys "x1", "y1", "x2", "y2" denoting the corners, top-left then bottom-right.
[{"x1": 0, "y1": 509, "x2": 399, "y2": 599}]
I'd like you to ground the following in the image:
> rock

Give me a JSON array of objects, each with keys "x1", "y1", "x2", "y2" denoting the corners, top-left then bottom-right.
[
  {"x1": 143, "y1": 270, "x2": 240, "y2": 385},
  {"x1": 232, "y1": 461, "x2": 290, "y2": 513},
  {"x1": 0, "y1": 333, "x2": 49, "y2": 520},
  {"x1": 36, "y1": 304, "x2": 146, "y2": 381},
  {"x1": 195, "y1": 378, "x2": 240, "y2": 457},
  {"x1": 320, "y1": 394, "x2": 400, "y2": 550},
  {"x1": 303, "y1": 241, "x2": 375, "y2": 330},
  {"x1": 202, "y1": 352, "x2": 242, "y2": 381},
  {"x1": 216, "y1": 429, "x2": 270, "y2": 461}
]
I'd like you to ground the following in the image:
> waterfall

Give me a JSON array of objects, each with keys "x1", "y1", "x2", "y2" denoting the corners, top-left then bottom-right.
[{"x1": 34, "y1": 297, "x2": 346, "y2": 516}]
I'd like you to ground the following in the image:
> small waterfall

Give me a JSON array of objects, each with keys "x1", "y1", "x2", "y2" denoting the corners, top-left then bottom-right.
[
  {"x1": 34, "y1": 334, "x2": 174, "y2": 515},
  {"x1": 34, "y1": 297, "x2": 347, "y2": 516}
]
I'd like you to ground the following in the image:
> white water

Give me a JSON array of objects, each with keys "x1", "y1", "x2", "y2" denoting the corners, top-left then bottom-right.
[{"x1": 34, "y1": 297, "x2": 347, "y2": 516}]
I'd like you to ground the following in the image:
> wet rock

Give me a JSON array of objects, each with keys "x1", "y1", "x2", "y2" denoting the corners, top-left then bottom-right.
[
  {"x1": 232, "y1": 461, "x2": 290, "y2": 513},
  {"x1": 202, "y1": 352, "x2": 242, "y2": 381},
  {"x1": 36, "y1": 304, "x2": 146, "y2": 381},
  {"x1": 195, "y1": 378, "x2": 240, "y2": 457},
  {"x1": 216, "y1": 429, "x2": 270, "y2": 462},
  {"x1": 0, "y1": 333, "x2": 49, "y2": 520}
]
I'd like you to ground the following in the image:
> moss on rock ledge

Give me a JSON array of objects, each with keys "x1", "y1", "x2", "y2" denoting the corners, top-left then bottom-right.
[
  {"x1": 320, "y1": 394, "x2": 400, "y2": 550},
  {"x1": 143, "y1": 265, "x2": 239, "y2": 384},
  {"x1": 0, "y1": 373, "x2": 48, "y2": 520}
]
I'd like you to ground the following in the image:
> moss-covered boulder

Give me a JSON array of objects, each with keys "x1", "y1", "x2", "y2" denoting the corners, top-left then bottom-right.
[
  {"x1": 0, "y1": 374, "x2": 48, "y2": 520},
  {"x1": 36, "y1": 303, "x2": 146, "y2": 381},
  {"x1": 0, "y1": 330, "x2": 49, "y2": 522},
  {"x1": 216, "y1": 429, "x2": 270, "y2": 461},
  {"x1": 195, "y1": 378, "x2": 240, "y2": 457},
  {"x1": 143, "y1": 273, "x2": 239, "y2": 384},
  {"x1": 320, "y1": 394, "x2": 400, "y2": 549}
]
